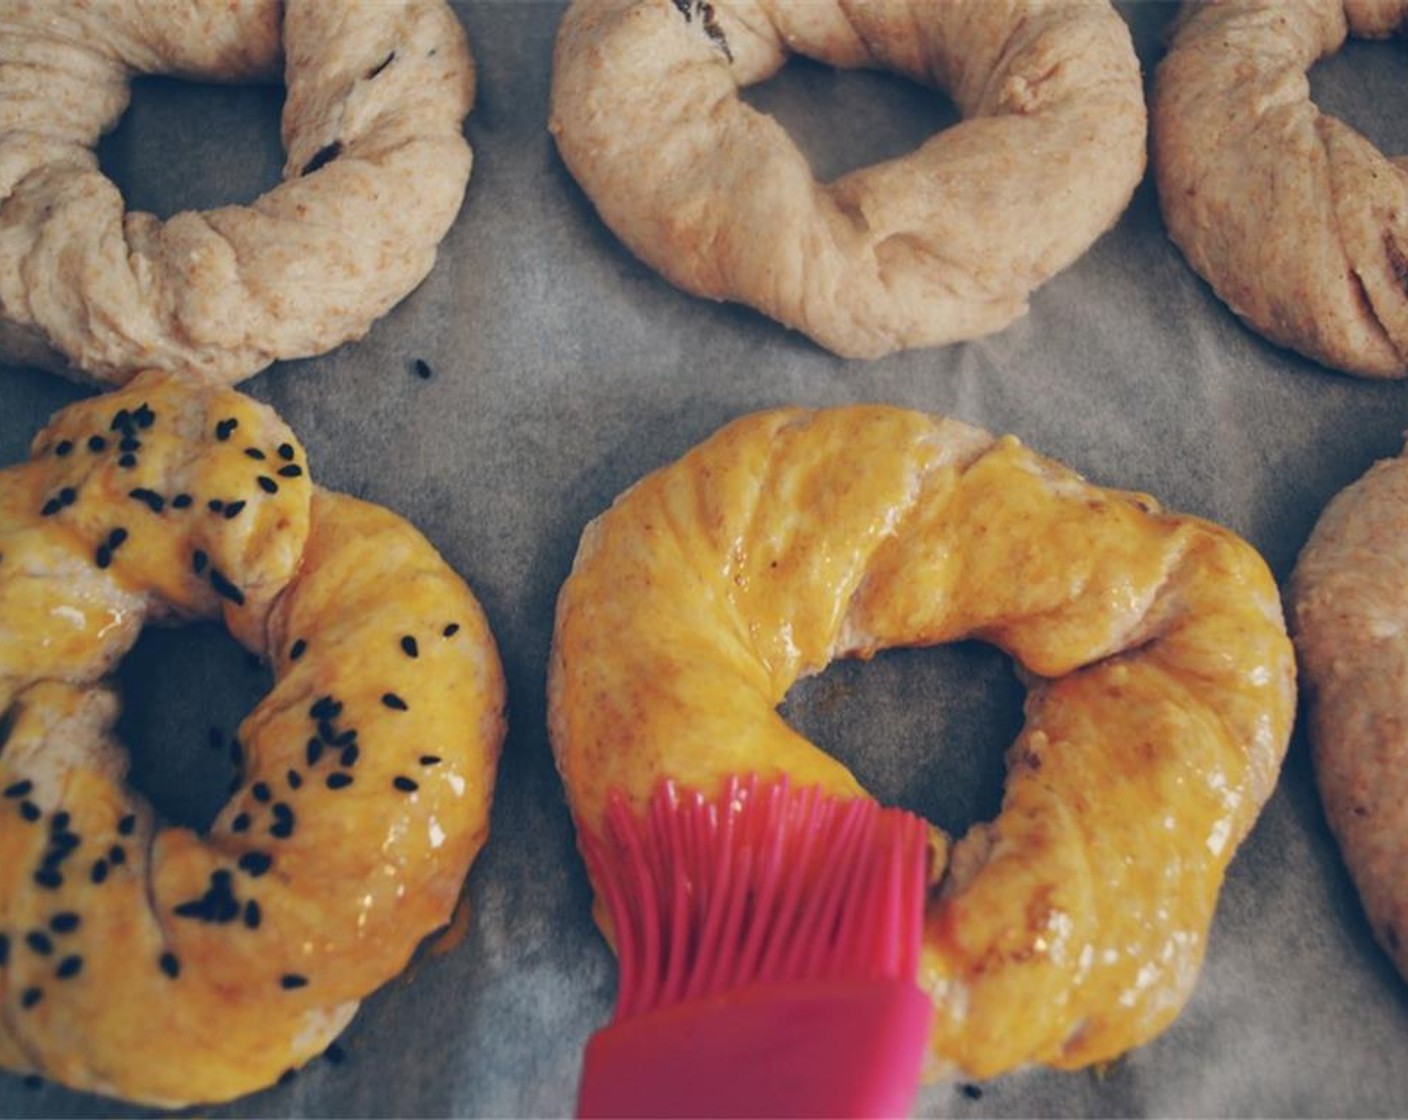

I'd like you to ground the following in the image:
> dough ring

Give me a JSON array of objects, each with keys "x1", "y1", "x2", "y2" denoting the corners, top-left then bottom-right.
[
  {"x1": 0, "y1": 372, "x2": 506, "y2": 1106},
  {"x1": 549, "y1": 405, "x2": 1295, "y2": 1077},
  {"x1": 1154, "y1": 0, "x2": 1408, "y2": 378},
  {"x1": 0, "y1": 0, "x2": 474, "y2": 386},
  {"x1": 1289, "y1": 446, "x2": 1408, "y2": 982},
  {"x1": 549, "y1": 0, "x2": 1146, "y2": 360}
]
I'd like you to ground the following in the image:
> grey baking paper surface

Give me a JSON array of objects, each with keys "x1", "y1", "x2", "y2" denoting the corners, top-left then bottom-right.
[{"x1": 3, "y1": 2, "x2": 1408, "y2": 1116}]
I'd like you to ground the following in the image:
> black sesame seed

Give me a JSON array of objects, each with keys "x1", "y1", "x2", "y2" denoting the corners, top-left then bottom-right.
[
  {"x1": 55, "y1": 440, "x2": 73, "y2": 457},
  {"x1": 393, "y1": 777, "x2": 419, "y2": 793},
  {"x1": 172, "y1": 493, "x2": 193, "y2": 509},
  {"x1": 280, "y1": 974, "x2": 308, "y2": 990},
  {"x1": 209, "y1": 569, "x2": 245, "y2": 606},
  {"x1": 216, "y1": 418, "x2": 238, "y2": 441},
  {"x1": 89, "y1": 859, "x2": 109, "y2": 884},
  {"x1": 20, "y1": 987, "x2": 42, "y2": 1009},
  {"x1": 55, "y1": 955, "x2": 82, "y2": 980},
  {"x1": 244, "y1": 899, "x2": 262, "y2": 930},
  {"x1": 289, "y1": 638, "x2": 307, "y2": 661},
  {"x1": 118, "y1": 813, "x2": 136, "y2": 836},
  {"x1": 33, "y1": 870, "x2": 62, "y2": 890},
  {"x1": 49, "y1": 913, "x2": 80, "y2": 934},
  {"x1": 231, "y1": 813, "x2": 251, "y2": 833},
  {"x1": 324, "y1": 1042, "x2": 347, "y2": 1065},
  {"x1": 108, "y1": 845, "x2": 126, "y2": 866},
  {"x1": 159, "y1": 952, "x2": 181, "y2": 978},
  {"x1": 118, "y1": 453, "x2": 136, "y2": 469},
  {"x1": 4, "y1": 780, "x2": 33, "y2": 799},
  {"x1": 287, "y1": 769, "x2": 303, "y2": 790},
  {"x1": 305, "y1": 738, "x2": 324, "y2": 767},
  {"x1": 401, "y1": 636, "x2": 419, "y2": 658},
  {"x1": 223, "y1": 500, "x2": 246, "y2": 520},
  {"x1": 25, "y1": 932, "x2": 52, "y2": 956},
  {"x1": 339, "y1": 744, "x2": 359, "y2": 768},
  {"x1": 413, "y1": 358, "x2": 434, "y2": 380},
  {"x1": 277, "y1": 464, "x2": 303, "y2": 478},
  {"x1": 419, "y1": 755, "x2": 442, "y2": 766},
  {"x1": 257, "y1": 476, "x2": 278, "y2": 494},
  {"x1": 20, "y1": 802, "x2": 41, "y2": 823},
  {"x1": 245, "y1": 447, "x2": 267, "y2": 461},
  {"x1": 443, "y1": 623, "x2": 460, "y2": 637},
  {"x1": 87, "y1": 435, "x2": 106, "y2": 453},
  {"x1": 95, "y1": 544, "x2": 112, "y2": 569},
  {"x1": 192, "y1": 549, "x2": 208, "y2": 574},
  {"x1": 326, "y1": 772, "x2": 353, "y2": 791},
  {"x1": 277, "y1": 442, "x2": 295, "y2": 461},
  {"x1": 40, "y1": 498, "x2": 61, "y2": 517},
  {"x1": 238, "y1": 851, "x2": 273, "y2": 877},
  {"x1": 382, "y1": 693, "x2": 408, "y2": 711},
  {"x1": 207, "y1": 499, "x2": 223, "y2": 512},
  {"x1": 252, "y1": 782, "x2": 271, "y2": 803}
]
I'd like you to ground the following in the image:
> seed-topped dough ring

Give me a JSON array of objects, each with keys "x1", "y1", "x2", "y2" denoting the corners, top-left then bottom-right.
[
  {"x1": 549, "y1": 0, "x2": 1146, "y2": 359},
  {"x1": 0, "y1": 0, "x2": 474, "y2": 386},
  {"x1": 0, "y1": 373, "x2": 506, "y2": 1106},
  {"x1": 1153, "y1": 0, "x2": 1408, "y2": 378},
  {"x1": 549, "y1": 406, "x2": 1295, "y2": 1077},
  {"x1": 1289, "y1": 447, "x2": 1408, "y2": 983}
]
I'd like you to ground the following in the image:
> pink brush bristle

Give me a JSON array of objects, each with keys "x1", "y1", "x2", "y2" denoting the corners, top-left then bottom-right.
[{"x1": 577, "y1": 775, "x2": 934, "y2": 1119}]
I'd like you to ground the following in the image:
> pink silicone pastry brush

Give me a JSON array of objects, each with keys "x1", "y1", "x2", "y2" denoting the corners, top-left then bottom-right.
[{"x1": 575, "y1": 774, "x2": 934, "y2": 1119}]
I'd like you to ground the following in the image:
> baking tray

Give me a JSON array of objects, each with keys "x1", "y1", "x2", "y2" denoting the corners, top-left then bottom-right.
[{"x1": 3, "y1": 3, "x2": 1408, "y2": 1116}]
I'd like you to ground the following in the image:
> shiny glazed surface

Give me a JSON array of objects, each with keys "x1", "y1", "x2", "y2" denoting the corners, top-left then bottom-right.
[
  {"x1": 549, "y1": 405, "x2": 1295, "y2": 1078},
  {"x1": 0, "y1": 372, "x2": 506, "y2": 1106}
]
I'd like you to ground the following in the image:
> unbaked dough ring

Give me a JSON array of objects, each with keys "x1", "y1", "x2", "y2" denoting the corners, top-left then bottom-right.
[
  {"x1": 0, "y1": 0, "x2": 474, "y2": 386},
  {"x1": 1289, "y1": 446, "x2": 1408, "y2": 983},
  {"x1": 549, "y1": 405, "x2": 1295, "y2": 1078},
  {"x1": 0, "y1": 372, "x2": 506, "y2": 1105},
  {"x1": 1153, "y1": 0, "x2": 1408, "y2": 378},
  {"x1": 549, "y1": 0, "x2": 1147, "y2": 359}
]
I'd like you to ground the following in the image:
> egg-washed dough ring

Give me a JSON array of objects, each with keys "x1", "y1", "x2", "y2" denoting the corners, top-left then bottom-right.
[
  {"x1": 548, "y1": 0, "x2": 1146, "y2": 360},
  {"x1": 0, "y1": 373, "x2": 506, "y2": 1106},
  {"x1": 1288, "y1": 447, "x2": 1408, "y2": 983},
  {"x1": 1153, "y1": 0, "x2": 1408, "y2": 378},
  {"x1": 0, "y1": 0, "x2": 474, "y2": 386},
  {"x1": 549, "y1": 406, "x2": 1295, "y2": 1078}
]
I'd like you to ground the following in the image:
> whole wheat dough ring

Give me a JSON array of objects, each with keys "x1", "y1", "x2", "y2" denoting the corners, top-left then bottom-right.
[
  {"x1": 1289, "y1": 447, "x2": 1408, "y2": 983},
  {"x1": 549, "y1": 405, "x2": 1296, "y2": 1077},
  {"x1": 549, "y1": 0, "x2": 1147, "y2": 360},
  {"x1": 0, "y1": 0, "x2": 474, "y2": 386},
  {"x1": 1153, "y1": 0, "x2": 1408, "y2": 378},
  {"x1": 0, "y1": 372, "x2": 506, "y2": 1105}
]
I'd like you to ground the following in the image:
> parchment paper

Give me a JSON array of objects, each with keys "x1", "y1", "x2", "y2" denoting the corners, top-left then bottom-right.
[{"x1": 4, "y1": 3, "x2": 1408, "y2": 1116}]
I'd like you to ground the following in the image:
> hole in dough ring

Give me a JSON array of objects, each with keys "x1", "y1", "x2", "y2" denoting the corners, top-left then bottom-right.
[
  {"x1": 1153, "y1": 0, "x2": 1408, "y2": 378},
  {"x1": 548, "y1": 0, "x2": 1147, "y2": 359},
  {"x1": 548, "y1": 405, "x2": 1294, "y2": 1078},
  {"x1": 1289, "y1": 448, "x2": 1408, "y2": 984},
  {"x1": 0, "y1": 0, "x2": 474, "y2": 386},
  {"x1": 0, "y1": 372, "x2": 506, "y2": 1106}
]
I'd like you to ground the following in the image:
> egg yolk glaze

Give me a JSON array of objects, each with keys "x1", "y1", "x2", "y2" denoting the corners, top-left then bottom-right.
[
  {"x1": 0, "y1": 372, "x2": 506, "y2": 1106},
  {"x1": 548, "y1": 406, "x2": 1294, "y2": 1079}
]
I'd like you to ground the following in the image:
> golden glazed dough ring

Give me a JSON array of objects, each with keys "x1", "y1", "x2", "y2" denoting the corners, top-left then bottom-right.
[
  {"x1": 549, "y1": 406, "x2": 1295, "y2": 1078},
  {"x1": 1289, "y1": 447, "x2": 1408, "y2": 983},
  {"x1": 0, "y1": 373, "x2": 506, "y2": 1106},
  {"x1": 548, "y1": 0, "x2": 1146, "y2": 360},
  {"x1": 0, "y1": 0, "x2": 474, "y2": 386},
  {"x1": 1153, "y1": 0, "x2": 1408, "y2": 378}
]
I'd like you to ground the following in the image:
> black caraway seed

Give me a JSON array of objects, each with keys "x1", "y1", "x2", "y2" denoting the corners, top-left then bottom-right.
[
  {"x1": 382, "y1": 692, "x2": 408, "y2": 711},
  {"x1": 278, "y1": 464, "x2": 303, "y2": 478},
  {"x1": 20, "y1": 987, "x2": 42, "y2": 1009},
  {"x1": 289, "y1": 638, "x2": 308, "y2": 661},
  {"x1": 55, "y1": 440, "x2": 73, "y2": 457},
  {"x1": 326, "y1": 772, "x2": 353, "y2": 791},
  {"x1": 419, "y1": 755, "x2": 442, "y2": 767},
  {"x1": 118, "y1": 436, "x2": 141, "y2": 453},
  {"x1": 133, "y1": 404, "x2": 155, "y2": 429},
  {"x1": 401, "y1": 636, "x2": 419, "y2": 658},
  {"x1": 118, "y1": 814, "x2": 136, "y2": 835},
  {"x1": 231, "y1": 813, "x2": 251, "y2": 833},
  {"x1": 118, "y1": 453, "x2": 137, "y2": 469},
  {"x1": 40, "y1": 497, "x2": 61, "y2": 517},
  {"x1": 287, "y1": 769, "x2": 303, "y2": 790},
  {"x1": 89, "y1": 860, "x2": 108, "y2": 884},
  {"x1": 413, "y1": 358, "x2": 434, "y2": 380},
  {"x1": 245, "y1": 448, "x2": 267, "y2": 461},
  {"x1": 252, "y1": 782, "x2": 271, "y2": 803},
  {"x1": 216, "y1": 418, "x2": 238, "y2": 441},
  {"x1": 4, "y1": 780, "x2": 33, "y2": 799},
  {"x1": 310, "y1": 696, "x2": 342, "y2": 721},
  {"x1": 222, "y1": 500, "x2": 246, "y2": 520},
  {"x1": 305, "y1": 738, "x2": 324, "y2": 767},
  {"x1": 94, "y1": 544, "x2": 112, "y2": 569},
  {"x1": 108, "y1": 845, "x2": 126, "y2": 866},
  {"x1": 25, "y1": 932, "x2": 53, "y2": 956},
  {"x1": 20, "y1": 802, "x2": 41, "y2": 822},
  {"x1": 172, "y1": 493, "x2": 193, "y2": 509},
  {"x1": 257, "y1": 476, "x2": 278, "y2": 494},
  {"x1": 340, "y1": 744, "x2": 359, "y2": 768},
  {"x1": 301, "y1": 140, "x2": 342, "y2": 176},
  {"x1": 87, "y1": 435, "x2": 106, "y2": 453},
  {"x1": 109, "y1": 409, "x2": 131, "y2": 432},
  {"x1": 207, "y1": 499, "x2": 224, "y2": 512},
  {"x1": 192, "y1": 549, "x2": 208, "y2": 574},
  {"x1": 159, "y1": 952, "x2": 181, "y2": 978},
  {"x1": 55, "y1": 955, "x2": 82, "y2": 980},
  {"x1": 443, "y1": 623, "x2": 460, "y2": 636},
  {"x1": 393, "y1": 777, "x2": 419, "y2": 793},
  {"x1": 238, "y1": 851, "x2": 273, "y2": 877},
  {"x1": 33, "y1": 870, "x2": 62, "y2": 890},
  {"x1": 49, "y1": 913, "x2": 79, "y2": 934},
  {"x1": 244, "y1": 899, "x2": 262, "y2": 930},
  {"x1": 0, "y1": 934, "x2": 9, "y2": 966},
  {"x1": 107, "y1": 528, "x2": 128, "y2": 550},
  {"x1": 209, "y1": 569, "x2": 245, "y2": 605},
  {"x1": 128, "y1": 488, "x2": 164, "y2": 513},
  {"x1": 278, "y1": 442, "x2": 295, "y2": 461},
  {"x1": 280, "y1": 973, "x2": 309, "y2": 990}
]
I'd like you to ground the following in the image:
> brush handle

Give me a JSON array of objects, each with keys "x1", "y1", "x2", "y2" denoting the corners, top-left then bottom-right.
[{"x1": 577, "y1": 978, "x2": 933, "y2": 1119}]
